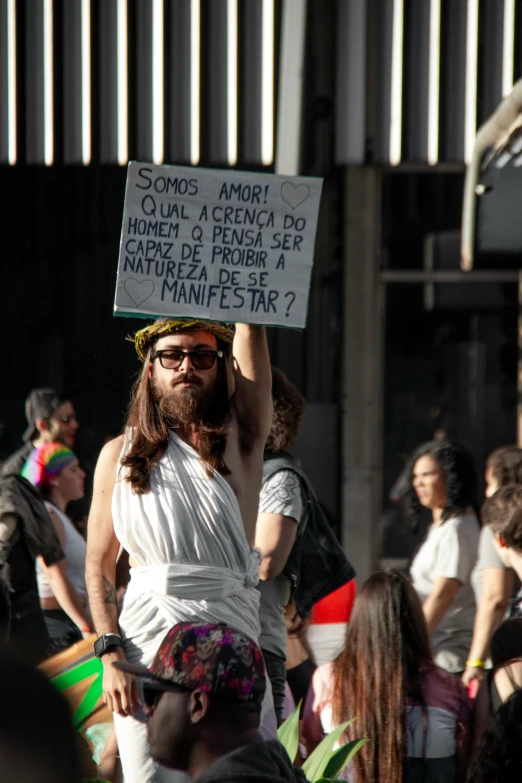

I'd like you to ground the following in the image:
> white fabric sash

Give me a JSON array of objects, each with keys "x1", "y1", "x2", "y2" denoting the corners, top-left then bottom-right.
[{"x1": 125, "y1": 550, "x2": 261, "y2": 604}]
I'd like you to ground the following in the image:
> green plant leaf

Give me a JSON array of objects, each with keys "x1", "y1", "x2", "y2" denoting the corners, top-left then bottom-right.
[
  {"x1": 322, "y1": 738, "x2": 370, "y2": 779},
  {"x1": 277, "y1": 701, "x2": 302, "y2": 763},
  {"x1": 302, "y1": 719, "x2": 354, "y2": 782},
  {"x1": 314, "y1": 779, "x2": 339, "y2": 783}
]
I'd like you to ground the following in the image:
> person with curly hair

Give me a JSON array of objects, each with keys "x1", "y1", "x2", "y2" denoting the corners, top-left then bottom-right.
[
  {"x1": 463, "y1": 447, "x2": 522, "y2": 688},
  {"x1": 409, "y1": 441, "x2": 480, "y2": 674},
  {"x1": 255, "y1": 368, "x2": 308, "y2": 725},
  {"x1": 255, "y1": 367, "x2": 354, "y2": 724}
]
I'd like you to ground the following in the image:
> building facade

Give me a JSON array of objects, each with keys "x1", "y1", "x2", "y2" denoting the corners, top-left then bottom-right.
[{"x1": 1, "y1": 0, "x2": 520, "y2": 579}]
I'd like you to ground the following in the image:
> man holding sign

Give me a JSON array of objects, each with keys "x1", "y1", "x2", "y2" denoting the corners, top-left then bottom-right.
[{"x1": 86, "y1": 317, "x2": 275, "y2": 783}]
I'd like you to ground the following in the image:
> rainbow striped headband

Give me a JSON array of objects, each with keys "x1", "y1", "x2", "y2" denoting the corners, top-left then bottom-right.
[{"x1": 22, "y1": 442, "x2": 76, "y2": 489}]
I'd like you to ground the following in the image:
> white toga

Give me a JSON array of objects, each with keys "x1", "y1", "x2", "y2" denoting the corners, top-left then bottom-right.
[{"x1": 112, "y1": 431, "x2": 275, "y2": 783}]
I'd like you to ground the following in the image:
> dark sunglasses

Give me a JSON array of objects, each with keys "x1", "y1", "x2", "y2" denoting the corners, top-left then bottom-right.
[
  {"x1": 141, "y1": 680, "x2": 188, "y2": 709},
  {"x1": 141, "y1": 678, "x2": 263, "y2": 710},
  {"x1": 151, "y1": 349, "x2": 223, "y2": 371}
]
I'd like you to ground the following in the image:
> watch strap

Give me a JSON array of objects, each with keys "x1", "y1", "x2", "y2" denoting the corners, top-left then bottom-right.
[{"x1": 94, "y1": 633, "x2": 123, "y2": 658}]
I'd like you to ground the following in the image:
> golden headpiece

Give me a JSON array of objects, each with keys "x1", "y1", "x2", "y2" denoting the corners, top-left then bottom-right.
[{"x1": 128, "y1": 319, "x2": 235, "y2": 361}]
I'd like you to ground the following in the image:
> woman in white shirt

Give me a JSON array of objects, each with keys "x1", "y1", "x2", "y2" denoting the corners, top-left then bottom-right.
[
  {"x1": 22, "y1": 441, "x2": 92, "y2": 653},
  {"x1": 409, "y1": 440, "x2": 480, "y2": 674}
]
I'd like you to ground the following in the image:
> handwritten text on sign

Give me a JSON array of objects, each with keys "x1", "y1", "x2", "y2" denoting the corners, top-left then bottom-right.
[{"x1": 114, "y1": 163, "x2": 323, "y2": 328}]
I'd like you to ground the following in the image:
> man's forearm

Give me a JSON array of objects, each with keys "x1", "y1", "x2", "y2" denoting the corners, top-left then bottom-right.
[{"x1": 86, "y1": 562, "x2": 120, "y2": 637}]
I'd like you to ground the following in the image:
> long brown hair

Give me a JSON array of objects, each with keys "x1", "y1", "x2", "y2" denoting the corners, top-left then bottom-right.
[
  {"x1": 331, "y1": 570, "x2": 433, "y2": 783},
  {"x1": 121, "y1": 343, "x2": 230, "y2": 494}
]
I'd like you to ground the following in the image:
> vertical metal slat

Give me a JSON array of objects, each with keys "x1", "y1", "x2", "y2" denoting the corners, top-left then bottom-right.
[
  {"x1": 0, "y1": 0, "x2": 10, "y2": 162},
  {"x1": 335, "y1": 0, "x2": 367, "y2": 165},
  {"x1": 152, "y1": 0, "x2": 164, "y2": 164},
  {"x1": 117, "y1": 0, "x2": 128, "y2": 164},
  {"x1": 440, "y1": 0, "x2": 467, "y2": 162},
  {"x1": 134, "y1": 0, "x2": 153, "y2": 162},
  {"x1": 275, "y1": 0, "x2": 307, "y2": 175},
  {"x1": 165, "y1": 0, "x2": 191, "y2": 163},
  {"x1": 372, "y1": 0, "x2": 404, "y2": 164},
  {"x1": 226, "y1": 0, "x2": 237, "y2": 166},
  {"x1": 62, "y1": 0, "x2": 82, "y2": 162},
  {"x1": 502, "y1": 0, "x2": 516, "y2": 96},
  {"x1": 81, "y1": 0, "x2": 92, "y2": 164},
  {"x1": 478, "y1": 0, "x2": 504, "y2": 126},
  {"x1": 206, "y1": 0, "x2": 227, "y2": 164},
  {"x1": 98, "y1": 0, "x2": 118, "y2": 162},
  {"x1": 404, "y1": 0, "x2": 430, "y2": 162},
  {"x1": 0, "y1": 0, "x2": 17, "y2": 163},
  {"x1": 190, "y1": 0, "x2": 200, "y2": 165},
  {"x1": 240, "y1": 0, "x2": 262, "y2": 164},
  {"x1": 25, "y1": 0, "x2": 45, "y2": 163}
]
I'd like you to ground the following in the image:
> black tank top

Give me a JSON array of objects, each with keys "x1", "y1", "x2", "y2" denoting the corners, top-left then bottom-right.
[{"x1": 488, "y1": 665, "x2": 521, "y2": 713}]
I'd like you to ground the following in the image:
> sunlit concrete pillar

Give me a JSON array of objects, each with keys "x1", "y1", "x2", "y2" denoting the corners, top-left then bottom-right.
[{"x1": 341, "y1": 166, "x2": 383, "y2": 584}]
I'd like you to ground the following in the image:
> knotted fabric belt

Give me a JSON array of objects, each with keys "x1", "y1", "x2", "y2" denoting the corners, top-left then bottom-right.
[{"x1": 126, "y1": 548, "x2": 261, "y2": 603}]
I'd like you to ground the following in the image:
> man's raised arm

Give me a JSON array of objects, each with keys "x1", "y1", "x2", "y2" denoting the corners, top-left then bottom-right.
[{"x1": 231, "y1": 324, "x2": 272, "y2": 445}]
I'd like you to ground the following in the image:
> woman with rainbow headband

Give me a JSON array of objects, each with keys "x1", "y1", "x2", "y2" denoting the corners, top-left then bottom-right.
[{"x1": 23, "y1": 442, "x2": 93, "y2": 653}]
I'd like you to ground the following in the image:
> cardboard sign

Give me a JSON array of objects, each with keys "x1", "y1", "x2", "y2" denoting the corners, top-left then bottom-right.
[{"x1": 114, "y1": 163, "x2": 323, "y2": 328}]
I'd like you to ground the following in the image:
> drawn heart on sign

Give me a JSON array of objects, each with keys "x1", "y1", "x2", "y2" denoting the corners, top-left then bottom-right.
[
  {"x1": 124, "y1": 278, "x2": 155, "y2": 308},
  {"x1": 281, "y1": 182, "x2": 310, "y2": 210}
]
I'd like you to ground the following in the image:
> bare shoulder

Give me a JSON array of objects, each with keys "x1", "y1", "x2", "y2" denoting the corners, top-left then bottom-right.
[
  {"x1": 88, "y1": 437, "x2": 124, "y2": 550},
  {"x1": 92, "y1": 434, "x2": 125, "y2": 494},
  {"x1": 96, "y1": 434, "x2": 125, "y2": 470},
  {"x1": 496, "y1": 660, "x2": 522, "y2": 687}
]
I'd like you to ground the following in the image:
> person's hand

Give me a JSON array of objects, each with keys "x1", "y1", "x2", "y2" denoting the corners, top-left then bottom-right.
[
  {"x1": 102, "y1": 648, "x2": 141, "y2": 717},
  {"x1": 82, "y1": 630, "x2": 94, "y2": 640},
  {"x1": 462, "y1": 665, "x2": 485, "y2": 687}
]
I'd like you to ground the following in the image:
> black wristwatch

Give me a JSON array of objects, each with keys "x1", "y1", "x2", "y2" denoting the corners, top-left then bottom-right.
[{"x1": 94, "y1": 633, "x2": 123, "y2": 658}]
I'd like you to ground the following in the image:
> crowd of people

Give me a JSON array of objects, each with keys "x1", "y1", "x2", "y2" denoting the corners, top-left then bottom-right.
[{"x1": 2, "y1": 318, "x2": 522, "y2": 782}]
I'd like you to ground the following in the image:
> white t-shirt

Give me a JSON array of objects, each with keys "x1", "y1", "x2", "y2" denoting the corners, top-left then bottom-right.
[
  {"x1": 257, "y1": 469, "x2": 304, "y2": 659},
  {"x1": 410, "y1": 513, "x2": 480, "y2": 673},
  {"x1": 36, "y1": 502, "x2": 87, "y2": 601},
  {"x1": 471, "y1": 524, "x2": 511, "y2": 604}
]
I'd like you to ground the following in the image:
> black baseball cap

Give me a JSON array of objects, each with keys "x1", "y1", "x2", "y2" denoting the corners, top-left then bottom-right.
[{"x1": 23, "y1": 388, "x2": 62, "y2": 442}]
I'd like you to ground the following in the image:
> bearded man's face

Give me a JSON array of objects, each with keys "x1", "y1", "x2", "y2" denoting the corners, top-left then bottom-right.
[{"x1": 150, "y1": 331, "x2": 221, "y2": 425}]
